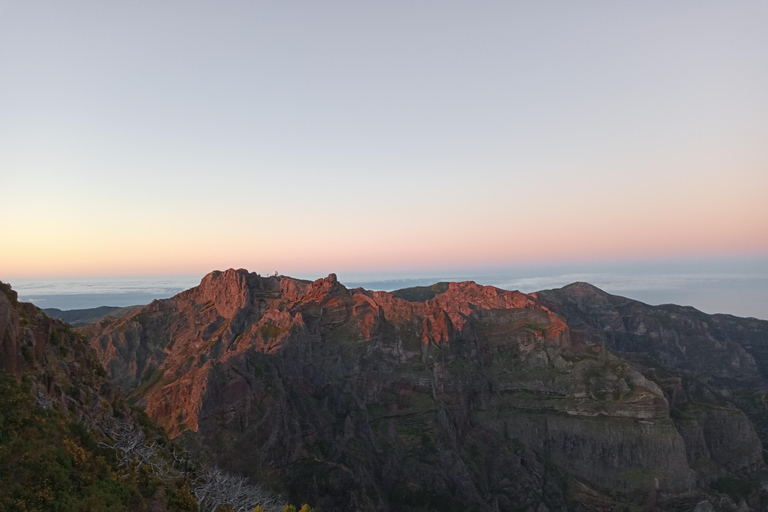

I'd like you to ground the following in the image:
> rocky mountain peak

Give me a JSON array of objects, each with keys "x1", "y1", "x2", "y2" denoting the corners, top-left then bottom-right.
[
  {"x1": 195, "y1": 268, "x2": 253, "y2": 318},
  {"x1": 560, "y1": 281, "x2": 609, "y2": 296}
]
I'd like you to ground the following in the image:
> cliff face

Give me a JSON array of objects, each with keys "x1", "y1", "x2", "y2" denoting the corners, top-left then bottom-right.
[
  {"x1": 82, "y1": 269, "x2": 765, "y2": 511},
  {"x1": 0, "y1": 283, "x2": 24, "y2": 375},
  {"x1": 537, "y1": 282, "x2": 768, "y2": 485}
]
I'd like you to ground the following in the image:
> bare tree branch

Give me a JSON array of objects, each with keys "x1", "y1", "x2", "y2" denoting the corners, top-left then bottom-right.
[
  {"x1": 193, "y1": 467, "x2": 285, "y2": 512},
  {"x1": 56, "y1": 410, "x2": 286, "y2": 511}
]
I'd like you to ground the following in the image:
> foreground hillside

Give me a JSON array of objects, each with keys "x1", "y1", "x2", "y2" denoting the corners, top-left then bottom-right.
[
  {"x1": 80, "y1": 269, "x2": 768, "y2": 512},
  {"x1": 0, "y1": 282, "x2": 200, "y2": 511},
  {"x1": 0, "y1": 281, "x2": 298, "y2": 512}
]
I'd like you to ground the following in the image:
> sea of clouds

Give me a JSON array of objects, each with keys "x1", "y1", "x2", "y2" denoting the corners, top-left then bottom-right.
[
  {"x1": 8, "y1": 260, "x2": 768, "y2": 320},
  {"x1": 11, "y1": 275, "x2": 201, "y2": 311}
]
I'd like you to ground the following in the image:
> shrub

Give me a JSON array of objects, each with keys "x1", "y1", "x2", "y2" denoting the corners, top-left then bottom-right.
[
  {"x1": 712, "y1": 477, "x2": 754, "y2": 501},
  {"x1": 0, "y1": 371, "x2": 196, "y2": 512}
]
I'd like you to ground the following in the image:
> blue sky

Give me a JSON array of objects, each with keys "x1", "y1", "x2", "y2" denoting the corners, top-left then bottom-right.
[{"x1": 1, "y1": 1, "x2": 767, "y2": 283}]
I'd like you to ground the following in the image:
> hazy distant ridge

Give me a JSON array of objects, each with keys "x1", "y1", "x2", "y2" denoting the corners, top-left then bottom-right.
[{"x1": 44, "y1": 305, "x2": 142, "y2": 327}]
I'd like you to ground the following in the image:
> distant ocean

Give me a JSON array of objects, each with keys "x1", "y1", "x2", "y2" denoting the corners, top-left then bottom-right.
[{"x1": 8, "y1": 258, "x2": 768, "y2": 320}]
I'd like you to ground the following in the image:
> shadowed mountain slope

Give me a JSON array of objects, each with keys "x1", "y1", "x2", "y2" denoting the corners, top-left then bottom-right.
[{"x1": 535, "y1": 282, "x2": 768, "y2": 388}]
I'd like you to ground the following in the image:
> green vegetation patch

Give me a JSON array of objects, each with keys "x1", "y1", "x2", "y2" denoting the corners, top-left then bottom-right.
[
  {"x1": 134, "y1": 312, "x2": 150, "y2": 327},
  {"x1": 324, "y1": 319, "x2": 365, "y2": 345},
  {"x1": 0, "y1": 371, "x2": 196, "y2": 512},
  {"x1": 561, "y1": 353, "x2": 598, "y2": 363},
  {"x1": 259, "y1": 322, "x2": 288, "y2": 340},
  {"x1": 711, "y1": 477, "x2": 754, "y2": 501},
  {"x1": 130, "y1": 367, "x2": 166, "y2": 400}
]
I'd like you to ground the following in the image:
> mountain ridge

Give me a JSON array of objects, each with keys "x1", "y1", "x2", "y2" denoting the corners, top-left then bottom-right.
[{"x1": 74, "y1": 268, "x2": 768, "y2": 511}]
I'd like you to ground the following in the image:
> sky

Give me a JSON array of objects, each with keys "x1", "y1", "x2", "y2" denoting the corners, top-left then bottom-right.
[{"x1": 1, "y1": 2, "x2": 767, "y2": 282}]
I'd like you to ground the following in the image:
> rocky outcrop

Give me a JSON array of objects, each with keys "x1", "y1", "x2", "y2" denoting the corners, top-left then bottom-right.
[{"x1": 84, "y1": 269, "x2": 753, "y2": 511}]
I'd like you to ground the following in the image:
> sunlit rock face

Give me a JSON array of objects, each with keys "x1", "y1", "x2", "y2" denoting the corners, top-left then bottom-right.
[{"x1": 81, "y1": 269, "x2": 768, "y2": 511}]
